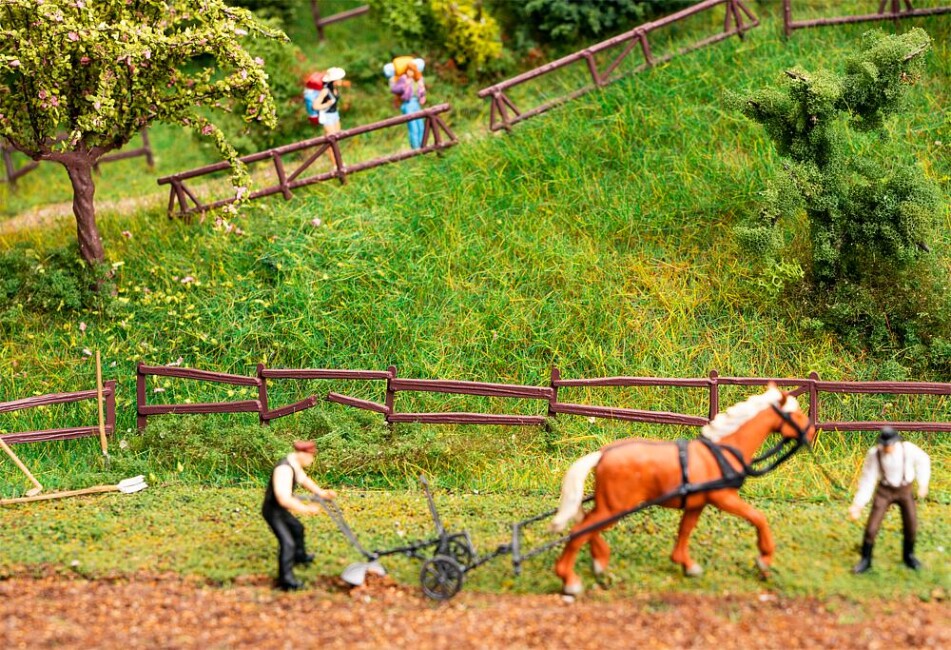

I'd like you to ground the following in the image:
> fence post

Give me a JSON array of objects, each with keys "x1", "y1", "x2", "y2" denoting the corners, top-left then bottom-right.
[
  {"x1": 311, "y1": 0, "x2": 325, "y2": 41},
  {"x1": 329, "y1": 136, "x2": 346, "y2": 184},
  {"x1": 385, "y1": 365, "x2": 397, "y2": 431},
  {"x1": 782, "y1": 0, "x2": 793, "y2": 38},
  {"x1": 105, "y1": 380, "x2": 117, "y2": 434},
  {"x1": 583, "y1": 50, "x2": 602, "y2": 87},
  {"x1": 136, "y1": 363, "x2": 148, "y2": 430},
  {"x1": 548, "y1": 366, "x2": 560, "y2": 420},
  {"x1": 258, "y1": 363, "x2": 269, "y2": 426},
  {"x1": 808, "y1": 371, "x2": 820, "y2": 427},
  {"x1": 708, "y1": 369, "x2": 719, "y2": 420}
]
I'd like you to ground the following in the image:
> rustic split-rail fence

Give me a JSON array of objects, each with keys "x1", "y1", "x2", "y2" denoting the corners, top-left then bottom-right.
[{"x1": 782, "y1": 0, "x2": 951, "y2": 38}]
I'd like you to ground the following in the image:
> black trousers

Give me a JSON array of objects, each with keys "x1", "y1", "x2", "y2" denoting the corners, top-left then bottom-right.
[{"x1": 262, "y1": 506, "x2": 308, "y2": 583}]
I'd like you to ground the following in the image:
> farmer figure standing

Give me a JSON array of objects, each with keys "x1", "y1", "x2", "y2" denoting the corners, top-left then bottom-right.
[
  {"x1": 262, "y1": 440, "x2": 336, "y2": 590},
  {"x1": 848, "y1": 426, "x2": 930, "y2": 573}
]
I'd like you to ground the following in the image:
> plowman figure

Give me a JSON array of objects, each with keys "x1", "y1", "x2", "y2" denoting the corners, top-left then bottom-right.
[
  {"x1": 262, "y1": 440, "x2": 336, "y2": 590},
  {"x1": 848, "y1": 427, "x2": 930, "y2": 574}
]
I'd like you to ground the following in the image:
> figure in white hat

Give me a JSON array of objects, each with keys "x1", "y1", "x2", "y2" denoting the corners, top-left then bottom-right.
[
  {"x1": 384, "y1": 57, "x2": 427, "y2": 149},
  {"x1": 307, "y1": 67, "x2": 346, "y2": 166}
]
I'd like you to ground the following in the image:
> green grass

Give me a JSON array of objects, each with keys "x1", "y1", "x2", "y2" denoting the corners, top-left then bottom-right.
[
  {"x1": 0, "y1": 2, "x2": 949, "y2": 601},
  {"x1": 0, "y1": 485, "x2": 947, "y2": 601}
]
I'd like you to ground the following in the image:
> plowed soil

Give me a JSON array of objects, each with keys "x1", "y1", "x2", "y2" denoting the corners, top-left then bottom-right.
[{"x1": 1, "y1": 571, "x2": 947, "y2": 649}]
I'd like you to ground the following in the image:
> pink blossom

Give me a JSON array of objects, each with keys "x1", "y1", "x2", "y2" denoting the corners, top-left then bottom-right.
[
  {"x1": 201, "y1": 124, "x2": 213, "y2": 136},
  {"x1": 258, "y1": 94, "x2": 265, "y2": 103},
  {"x1": 254, "y1": 57, "x2": 264, "y2": 66},
  {"x1": 9, "y1": 59, "x2": 20, "y2": 68},
  {"x1": 80, "y1": 56, "x2": 91, "y2": 65},
  {"x1": 79, "y1": 322, "x2": 87, "y2": 332},
  {"x1": 144, "y1": 49, "x2": 151, "y2": 60},
  {"x1": 49, "y1": 96, "x2": 60, "y2": 107},
  {"x1": 180, "y1": 276, "x2": 195, "y2": 284},
  {"x1": 68, "y1": 31, "x2": 79, "y2": 41},
  {"x1": 310, "y1": 218, "x2": 322, "y2": 227},
  {"x1": 38, "y1": 89, "x2": 48, "y2": 99},
  {"x1": 121, "y1": 230, "x2": 133, "y2": 239}
]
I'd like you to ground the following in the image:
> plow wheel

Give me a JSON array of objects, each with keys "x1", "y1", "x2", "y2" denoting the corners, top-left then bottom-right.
[
  {"x1": 443, "y1": 536, "x2": 475, "y2": 569},
  {"x1": 420, "y1": 555, "x2": 464, "y2": 601}
]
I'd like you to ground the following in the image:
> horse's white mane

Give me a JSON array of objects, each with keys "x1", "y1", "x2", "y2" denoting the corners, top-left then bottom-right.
[{"x1": 701, "y1": 386, "x2": 799, "y2": 442}]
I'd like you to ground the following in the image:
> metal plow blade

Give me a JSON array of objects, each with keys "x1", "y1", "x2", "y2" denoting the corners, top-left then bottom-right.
[
  {"x1": 117, "y1": 475, "x2": 148, "y2": 494},
  {"x1": 341, "y1": 560, "x2": 387, "y2": 586}
]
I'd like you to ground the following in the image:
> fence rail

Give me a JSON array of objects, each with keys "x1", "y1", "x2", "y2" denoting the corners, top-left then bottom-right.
[
  {"x1": 310, "y1": 1, "x2": 369, "y2": 41},
  {"x1": 157, "y1": 104, "x2": 457, "y2": 218},
  {"x1": 131, "y1": 363, "x2": 951, "y2": 434},
  {"x1": 478, "y1": 0, "x2": 759, "y2": 132},
  {"x1": 0, "y1": 382, "x2": 116, "y2": 445},
  {"x1": 782, "y1": 0, "x2": 951, "y2": 37}
]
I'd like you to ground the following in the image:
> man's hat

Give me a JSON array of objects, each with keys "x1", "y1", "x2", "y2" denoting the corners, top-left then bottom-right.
[
  {"x1": 323, "y1": 67, "x2": 346, "y2": 83},
  {"x1": 293, "y1": 440, "x2": 317, "y2": 453},
  {"x1": 877, "y1": 427, "x2": 901, "y2": 446}
]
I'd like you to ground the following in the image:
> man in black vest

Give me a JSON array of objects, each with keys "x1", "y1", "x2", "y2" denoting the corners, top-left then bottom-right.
[
  {"x1": 262, "y1": 440, "x2": 337, "y2": 590},
  {"x1": 848, "y1": 427, "x2": 931, "y2": 573}
]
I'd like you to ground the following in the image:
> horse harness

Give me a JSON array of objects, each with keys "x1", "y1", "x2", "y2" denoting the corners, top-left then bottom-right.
[{"x1": 608, "y1": 404, "x2": 811, "y2": 509}]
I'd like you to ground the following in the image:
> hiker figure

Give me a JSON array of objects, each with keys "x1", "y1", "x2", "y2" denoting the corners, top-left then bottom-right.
[
  {"x1": 262, "y1": 440, "x2": 336, "y2": 590},
  {"x1": 384, "y1": 56, "x2": 427, "y2": 149},
  {"x1": 848, "y1": 427, "x2": 930, "y2": 573}
]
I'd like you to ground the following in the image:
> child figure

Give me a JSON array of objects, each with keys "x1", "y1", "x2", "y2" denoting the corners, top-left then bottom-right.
[
  {"x1": 384, "y1": 57, "x2": 427, "y2": 149},
  {"x1": 303, "y1": 67, "x2": 346, "y2": 167}
]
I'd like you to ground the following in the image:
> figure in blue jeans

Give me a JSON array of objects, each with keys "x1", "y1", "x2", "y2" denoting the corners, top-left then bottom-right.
[{"x1": 384, "y1": 57, "x2": 427, "y2": 149}]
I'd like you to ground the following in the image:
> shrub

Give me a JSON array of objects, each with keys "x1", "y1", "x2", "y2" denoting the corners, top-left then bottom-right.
[{"x1": 0, "y1": 244, "x2": 112, "y2": 314}]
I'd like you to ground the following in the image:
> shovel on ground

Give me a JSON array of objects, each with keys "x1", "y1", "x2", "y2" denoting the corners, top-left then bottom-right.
[
  {"x1": 341, "y1": 560, "x2": 387, "y2": 586},
  {"x1": 0, "y1": 475, "x2": 147, "y2": 505}
]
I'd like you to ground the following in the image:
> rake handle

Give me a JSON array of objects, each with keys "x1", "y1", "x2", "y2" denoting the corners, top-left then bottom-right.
[
  {"x1": 0, "y1": 437, "x2": 43, "y2": 492},
  {"x1": 96, "y1": 350, "x2": 109, "y2": 457},
  {"x1": 0, "y1": 485, "x2": 117, "y2": 505}
]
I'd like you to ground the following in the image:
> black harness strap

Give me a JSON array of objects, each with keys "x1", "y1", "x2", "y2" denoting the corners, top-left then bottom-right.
[
  {"x1": 697, "y1": 437, "x2": 747, "y2": 490},
  {"x1": 676, "y1": 438, "x2": 690, "y2": 508}
]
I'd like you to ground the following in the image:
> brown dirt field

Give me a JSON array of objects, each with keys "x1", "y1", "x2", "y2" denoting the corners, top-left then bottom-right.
[{"x1": 1, "y1": 571, "x2": 947, "y2": 649}]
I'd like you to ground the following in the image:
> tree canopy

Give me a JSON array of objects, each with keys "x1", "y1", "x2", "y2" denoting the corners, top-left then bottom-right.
[{"x1": 0, "y1": 0, "x2": 282, "y2": 265}]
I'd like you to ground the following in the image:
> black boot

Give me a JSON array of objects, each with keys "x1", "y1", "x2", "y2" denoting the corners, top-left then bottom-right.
[
  {"x1": 903, "y1": 540, "x2": 922, "y2": 570},
  {"x1": 277, "y1": 575, "x2": 302, "y2": 591},
  {"x1": 295, "y1": 552, "x2": 315, "y2": 566},
  {"x1": 853, "y1": 542, "x2": 873, "y2": 574}
]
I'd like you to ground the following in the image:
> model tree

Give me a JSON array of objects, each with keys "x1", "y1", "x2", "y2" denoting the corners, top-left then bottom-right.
[
  {"x1": 732, "y1": 29, "x2": 947, "y2": 365},
  {"x1": 0, "y1": 0, "x2": 281, "y2": 267}
]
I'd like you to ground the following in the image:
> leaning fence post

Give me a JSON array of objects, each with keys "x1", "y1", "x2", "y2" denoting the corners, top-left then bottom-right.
[
  {"x1": 708, "y1": 369, "x2": 719, "y2": 420},
  {"x1": 258, "y1": 363, "x2": 269, "y2": 426},
  {"x1": 548, "y1": 366, "x2": 560, "y2": 420},
  {"x1": 582, "y1": 50, "x2": 602, "y2": 87},
  {"x1": 809, "y1": 371, "x2": 820, "y2": 428},
  {"x1": 136, "y1": 363, "x2": 148, "y2": 430}
]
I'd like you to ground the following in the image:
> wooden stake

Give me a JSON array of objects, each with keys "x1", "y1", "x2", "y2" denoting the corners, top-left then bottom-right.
[
  {"x1": 96, "y1": 350, "x2": 109, "y2": 459},
  {"x1": 0, "y1": 436, "x2": 43, "y2": 495}
]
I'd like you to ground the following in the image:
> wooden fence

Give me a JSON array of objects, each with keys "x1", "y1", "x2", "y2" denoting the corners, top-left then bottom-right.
[
  {"x1": 477, "y1": 0, "x2": 760, "y2": 132},
  {"x1": 1, "y1": 129, "x2": 154, "y2": 188},
  {"x1": 157, "y1": 104, "x2": 458, "y2": 218},
  {"x1": 133, "y1": 363, "x2": 951, "y2": 434},
  {"x1": 0, "y1": 382, "x2": 116, "y2": 445},
  {"x1": 310, "y1": 0, "x2": 369, "y2": 41},
  {"x1": 783, "y1": 0, "x2": 951, "y2": 37}
]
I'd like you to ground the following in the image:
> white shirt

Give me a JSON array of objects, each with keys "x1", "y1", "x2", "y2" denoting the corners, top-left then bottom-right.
[{"x1": 851, "y1": 441, "x2": 931, "y2": 510}]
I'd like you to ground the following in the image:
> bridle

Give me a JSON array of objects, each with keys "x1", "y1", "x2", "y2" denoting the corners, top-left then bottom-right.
[{"x1": 742, "y1": 405, "x2": 814, "y2": 477}]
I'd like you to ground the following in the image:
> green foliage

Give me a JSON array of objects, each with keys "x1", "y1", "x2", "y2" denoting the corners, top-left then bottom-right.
[
  {"x1": 515, "y1": 0, "x2": 649, "y2": 42},
  {"x1": 732, "y1": 29, "x2": 948, "y2": 366},
  {"x1": 0, "y1": 243, "x2": 111, "y2": 314},
  {"x1": 367, "y1": 0, "x2": 503, "y2": 72},
  {"x1": 226, "y1": 0, "x2": 295, "y2": 26},
  {"x1": 204, "y1": 21, "x2": 310, "y2": 154}
]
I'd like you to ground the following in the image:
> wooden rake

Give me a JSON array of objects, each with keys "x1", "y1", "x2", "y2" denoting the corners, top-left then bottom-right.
[
  {"x1": 0, "y1": 475, "x2": 147, "y2": 506},
  {"x1": 0, "y1": 436, "x2": 44, "y2": 497}
]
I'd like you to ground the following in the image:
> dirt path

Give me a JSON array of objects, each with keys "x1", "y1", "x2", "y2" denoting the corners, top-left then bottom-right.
[{"x1": 1, "y1": 572, "x2": 947, "y2": 649}]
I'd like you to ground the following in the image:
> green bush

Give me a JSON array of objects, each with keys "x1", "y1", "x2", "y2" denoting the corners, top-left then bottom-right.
[
  {"x1": 226, "y1": 0, "x2": 295, "y2": 26},
  {"x1": 0, "y1": 244, "x2": 111, "y2": 314}
]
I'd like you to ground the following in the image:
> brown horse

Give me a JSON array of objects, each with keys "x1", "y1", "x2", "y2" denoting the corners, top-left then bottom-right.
[{"x1": 551, "y1": 384, "x2": 816, "y2": 596}]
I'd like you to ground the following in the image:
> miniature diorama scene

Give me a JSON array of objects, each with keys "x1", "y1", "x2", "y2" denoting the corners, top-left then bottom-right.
[{"x1": 1, "y1": 1, "x2": 949, "y2": 647}]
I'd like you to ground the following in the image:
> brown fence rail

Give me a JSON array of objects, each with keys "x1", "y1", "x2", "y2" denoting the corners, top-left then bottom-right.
[
  {"x1": 783, "y1": 0, "x2": 951, "y2": 37},
  {"x1": 157, "y1": 104, "x2": 458, "y2": 218},
  {"x1": 1, "y1": 129, "x2": 154, "y2": 188},
  {"x1": 133, "y1": 363, "x2": 951, "y2": 434},
  {"x1": 477, "y1": 0, "x2": 759, "y2": 132},
  {"x1": 0, "y1": 382, "x2": 116, "y2": 444},
  {"x1": 310, "y1": 0, "x2": 369, "y2": 41}
]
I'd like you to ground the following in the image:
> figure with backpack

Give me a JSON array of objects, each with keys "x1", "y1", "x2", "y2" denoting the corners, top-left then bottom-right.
[
  {"x1": 303, "y1": 67, "x2": 346, "y2": 166},
  {"x1": 384, "y1": 56, "x2": 427, "y2": 150}
]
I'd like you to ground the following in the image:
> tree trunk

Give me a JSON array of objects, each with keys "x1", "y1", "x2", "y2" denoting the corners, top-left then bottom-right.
[{"x1": 64, "y1": 160, "x2": 105, "y2": 266}]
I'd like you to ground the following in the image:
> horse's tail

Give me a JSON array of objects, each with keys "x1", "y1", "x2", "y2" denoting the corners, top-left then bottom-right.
[{"x1": 550, "y1": 451, "x2": 602, "y2": 533}]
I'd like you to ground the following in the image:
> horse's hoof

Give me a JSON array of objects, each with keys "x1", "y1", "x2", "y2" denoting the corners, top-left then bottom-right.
[
  {"x1": 684, "y1": 564, "x2": 704, "y2": 578},
  {"x1": 594, "y1": 571, "x2": 615, "y2": 589},
  {"x1": 755, "y1": 557, "x2": 771, "y2": 579},
  {"x1": 563, "y1": 581, "x2": 583, "y2": 596}
]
